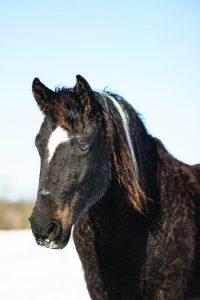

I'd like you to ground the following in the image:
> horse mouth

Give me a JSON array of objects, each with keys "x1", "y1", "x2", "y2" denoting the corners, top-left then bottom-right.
[{"x1": 35, "y1": 229, "x2": 71, "y2": 250}]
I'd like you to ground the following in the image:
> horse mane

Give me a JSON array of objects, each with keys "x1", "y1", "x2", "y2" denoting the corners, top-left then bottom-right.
[{"x1": 95, "y1": 92, "x2": 147, "y2": 212}]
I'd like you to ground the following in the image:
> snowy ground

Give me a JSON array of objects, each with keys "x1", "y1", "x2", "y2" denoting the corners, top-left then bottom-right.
[{"x1": 0, "y1": 230, "x2": 90, "y2": 300}]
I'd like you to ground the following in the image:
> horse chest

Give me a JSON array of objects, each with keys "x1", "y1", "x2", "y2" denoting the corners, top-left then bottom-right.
[{"x1": 73, "y1": 210, "x2": 148, "y2": 299}]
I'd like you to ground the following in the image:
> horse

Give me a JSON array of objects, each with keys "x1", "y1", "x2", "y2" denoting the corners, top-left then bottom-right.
[{"x1": 30, "y1": 75, "x2": 200, "y2": 300}]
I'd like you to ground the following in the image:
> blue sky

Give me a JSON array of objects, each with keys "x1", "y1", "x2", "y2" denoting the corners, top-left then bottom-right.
[{"x1": 0, "y1": 0, "x2": 199, "y2": 200}]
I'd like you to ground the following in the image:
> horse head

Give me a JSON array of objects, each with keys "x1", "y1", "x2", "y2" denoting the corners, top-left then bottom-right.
[{"x1": 29, "y1": 75, "x2": 111, "y2": 249}]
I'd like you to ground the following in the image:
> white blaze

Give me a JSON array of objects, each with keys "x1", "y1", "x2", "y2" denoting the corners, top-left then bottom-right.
[{"x1": 47, "y1": 126, "x2": 70, "y2": 163}]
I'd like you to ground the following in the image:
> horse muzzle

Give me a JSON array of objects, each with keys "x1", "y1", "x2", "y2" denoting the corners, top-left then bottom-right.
[{"x1": 29, "y1": 211, "x2": 72, "y2": 250}]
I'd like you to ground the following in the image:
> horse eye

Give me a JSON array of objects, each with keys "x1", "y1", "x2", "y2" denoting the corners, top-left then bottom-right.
[{"x1": 79, "y1": 143, "x2": 89, "y2": 151}]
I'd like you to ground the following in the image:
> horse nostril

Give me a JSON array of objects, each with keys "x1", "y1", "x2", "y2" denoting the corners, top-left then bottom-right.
[{"x1": 47, "y1": 220, "x2": 62, "y2": 241}]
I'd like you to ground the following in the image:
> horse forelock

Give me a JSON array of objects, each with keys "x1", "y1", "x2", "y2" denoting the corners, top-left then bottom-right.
[{"x1": 48, "y1": 88, "x2": 89, "y2": 132}]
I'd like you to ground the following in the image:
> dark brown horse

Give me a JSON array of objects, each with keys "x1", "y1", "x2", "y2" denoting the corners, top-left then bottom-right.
[{"x1": 30, "y1": 75, "x2": 200, "y2": 299}]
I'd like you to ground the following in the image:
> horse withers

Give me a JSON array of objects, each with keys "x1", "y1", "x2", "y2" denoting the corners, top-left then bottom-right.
[{"x1": 30, "y1": 75, "x2": 200, "y2": 299}]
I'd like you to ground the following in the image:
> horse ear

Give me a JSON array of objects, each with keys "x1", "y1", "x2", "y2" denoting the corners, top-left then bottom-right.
[
  {"x1": 75, "y1": 75, "x2": 95, "y2": 113},
  {"x1": 32, "y1": 78, "x2": 56, "y2": 113}
]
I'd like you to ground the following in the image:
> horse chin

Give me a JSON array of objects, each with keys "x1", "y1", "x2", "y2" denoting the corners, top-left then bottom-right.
[{"x1": 35, "y1": 227, "x2": 72, "y2": 250}]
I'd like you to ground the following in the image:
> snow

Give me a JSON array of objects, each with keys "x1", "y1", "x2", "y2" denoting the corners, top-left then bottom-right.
[{"x1": 0, "y1": 230, "x2": 90, "y2": 300}]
